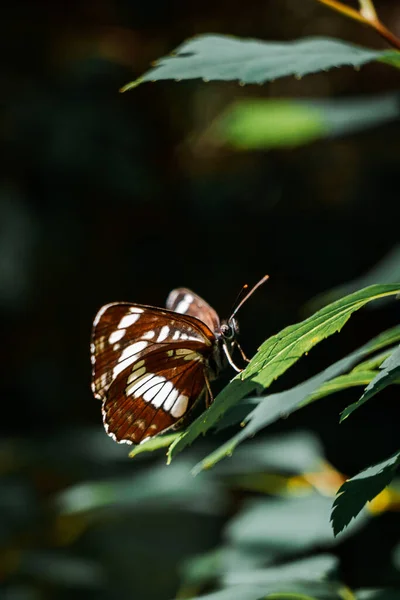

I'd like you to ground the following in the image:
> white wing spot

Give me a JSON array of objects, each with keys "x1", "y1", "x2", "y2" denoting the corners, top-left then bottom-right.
[
  {"x1": 150, "y1": 380, "x2": 174, "y2": 407},
  {"x1": 113, "y1": 343, "x2": 148, "y2": 379},
  {"x1": 130, "y1": 307, "x2": 144, "y2": 314},
  {"x1": 109, "y1": 329, "x2": 126, "y2": 344},
  {"x1": 175, "y1": 294, "x2": 194, "y2": 314},
  {"x1": 171, "y1": 394, "x2": 189, "y2": 418},
  {"x1": 119, "y1": 313, "x2": 140, "y2": 329},
  {"x1": 119, "y1": 341, "x2": 148, "y2": 363},
  {"x1": 142, "y1": 330, "x2": 155, "y2": 340},
  {"x1": 126, "y1": 373, "x2": 153, "y2": 397},
  {"x1": 163, "y1": 386, "x2": 180, "y2": 411},
  {"x1": 157, "y1": 325, "x2": 170, "y2": 342},
  {"x1": 172, "y1": 331, "x2": 180, "y2": 340},
  {"x1": 141, "y1": 376, "x2": 165, "y2": 403}
]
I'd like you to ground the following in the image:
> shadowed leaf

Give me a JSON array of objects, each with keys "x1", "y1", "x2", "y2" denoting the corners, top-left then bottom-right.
[
  {"x1": 341, "y1": 344, "x2": 400, "y2": 421},
  {"x1": 331, "y1": 450, "x2": 400, "y2": 535}
]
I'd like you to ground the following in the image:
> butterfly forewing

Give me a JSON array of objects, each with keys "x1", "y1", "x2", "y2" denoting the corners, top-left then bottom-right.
[
  {"x1": 91, "y1": 300, "x2": 217, "y2": 444},
  {"x1": 166, "y1": 288, "x2": 220, "y2": 333}
]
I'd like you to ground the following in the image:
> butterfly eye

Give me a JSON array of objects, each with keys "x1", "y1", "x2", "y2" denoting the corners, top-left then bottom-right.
[{"x1": 220, "y1": 322, "x2": 235, "y2": 340}]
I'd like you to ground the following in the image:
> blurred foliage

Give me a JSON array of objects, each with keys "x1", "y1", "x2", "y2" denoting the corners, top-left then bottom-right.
[
  {"x1": 2, "y1": 0, "x2": 400, "y2": 599},
  {"x1": 202, "y1": 95, "x2": 400, "y2": 150}
]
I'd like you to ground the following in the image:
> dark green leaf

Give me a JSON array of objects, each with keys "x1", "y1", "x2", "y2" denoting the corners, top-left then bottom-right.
[
  {"x1": 341, "y1": 344, "x2": 400, "y2": 421},
  {"x1": 331, "y1": 450, "x2": 400, "y2": 536},
  {"x1": 169, "y1": 285, "x2": 400, "y2": 466},
  {"x1": 191, "y1": 323, "x2": 400, "y2": 473}
]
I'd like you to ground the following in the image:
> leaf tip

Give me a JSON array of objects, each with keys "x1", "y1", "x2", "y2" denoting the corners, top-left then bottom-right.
[{"x1": 119, "y1": 79, "x2": 142, "y2": 93}]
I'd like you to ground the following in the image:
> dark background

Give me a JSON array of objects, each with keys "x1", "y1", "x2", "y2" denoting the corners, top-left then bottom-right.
[{"x1": 1, "y1": 1, "x2": 400, "y2": 598}]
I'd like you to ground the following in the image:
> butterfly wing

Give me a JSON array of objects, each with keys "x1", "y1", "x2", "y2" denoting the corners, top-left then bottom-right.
[
  {"x1": 102, "y1": 344, "x2": 208, "y2": 443},
  {"x1": 91, "y1": 302, "x2": 216, "y2": 443},
  {"x1": 166, "y1": 288, "x2": 220, "y2": 333}
]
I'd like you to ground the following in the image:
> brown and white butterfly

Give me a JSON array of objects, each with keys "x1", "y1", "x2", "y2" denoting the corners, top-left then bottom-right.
[{"x1": 91, "y1": 275, "x2": 269, "y2": 445}]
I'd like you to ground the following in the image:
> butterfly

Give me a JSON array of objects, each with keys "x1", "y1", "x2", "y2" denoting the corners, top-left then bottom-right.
[{"x1": 91, "y1": 275, "x2": 269, "y2": 445}]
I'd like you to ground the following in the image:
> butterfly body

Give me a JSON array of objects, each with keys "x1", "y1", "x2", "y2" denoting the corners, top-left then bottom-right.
[{"x1": 91, "y1": 288, "x2": 240, "y2": 445}]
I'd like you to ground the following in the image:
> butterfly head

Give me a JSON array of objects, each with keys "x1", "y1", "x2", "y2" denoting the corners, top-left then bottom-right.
[{"x1": 220, "y1": 317, "x2": 239, "y2": 342}]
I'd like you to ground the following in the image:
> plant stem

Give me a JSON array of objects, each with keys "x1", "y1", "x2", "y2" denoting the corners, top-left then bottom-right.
[
  {"x1": 314, "y1": 0, "x2": 400, "y2": 51},
  {"x1": 316, "y1": 0, "x2": 369, "y2": 24}
]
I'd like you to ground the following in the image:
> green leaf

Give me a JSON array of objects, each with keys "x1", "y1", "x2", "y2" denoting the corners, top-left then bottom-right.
[
  {"x1": 222, "y1": 554, "x2": 338, "y2": 586},
  {"x1": 209, "y1": 95, "x2": 400, "y2": 150},
  {"x1": 351, "y1": 349, "x2": 393, "y2": 372},
  {"x1": 128, "y1": 433, "x2": 178, "y2": 458},
  {"x1": 56, "y1": 459, "x2": 223, "y2": 515},
  {"x1": 168, "y1": 285, "x2": 400, "y2": 470},
  {"x1": 121, "y1": 35, "x2": 400, "y2": 90},
  {"x1": 183, "y1": 581, "x2": 349, "y2": 600},
  {"x1": 341, "y1": 344, "x2": 400, "y2": 421},
  {"x1": 356, "y1": 588, "x2": 400, "y2": 600},
  {"x1": 331, "y1": 450, "x2": 400, "y2": 536},
  {"x1": 356, "y1": 591, "x2": 400, "y2": 600},
  {"x1": 227, "y1": 494, "x2": 364, "y2": 552},
  {"x1": 302, "y1": 370, "x2": 377, "y2": 405},
  {"x1": 215, "y1": 432, "x2": 325, "y2": 476}
]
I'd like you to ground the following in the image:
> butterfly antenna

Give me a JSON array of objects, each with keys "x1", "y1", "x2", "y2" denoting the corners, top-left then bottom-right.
[
  {"x1": 229, "y1": 283, "x2": 249, "y2": 316},
  {"x1": 230, "y1": 274, "x2": 269, "y2": 319}
]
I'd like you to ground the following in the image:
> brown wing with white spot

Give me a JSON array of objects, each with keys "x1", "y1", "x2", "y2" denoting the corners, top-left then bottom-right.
[
  {"x1": 103, "y1": 344, "x2": 208, "y2": 444},
  {"x1": 166, "y1": 288, "x2": 220, "y2": 333},
  {"x1": 91, "y1": 302, "x2": 215, "y2": 403}
]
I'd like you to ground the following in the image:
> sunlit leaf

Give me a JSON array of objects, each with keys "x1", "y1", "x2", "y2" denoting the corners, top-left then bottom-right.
[
  {"x1": 190, "y1": 321, "x2": 400, "y2": 473},
  {"x1": 341, "y1": 344, "x2": 400, "y2": 421},
  {"x1": 351, "y1": 349, "x2": 393, "y2": 372},
  {"x1": 121, "y1": 35, "x2": 400, "y2": 90},
  {"x1": 331, "y1": 450, "x2": 400, "y2": 535},
  {"x1": 304, "y1": 370, "x2": 377, "y2": 404},
  {"x1": 209, "y1": 95, "x2": 400, "y2": 150},
  {"x1": 128, "y1": 433, "x2": 178, "y2": 458}
]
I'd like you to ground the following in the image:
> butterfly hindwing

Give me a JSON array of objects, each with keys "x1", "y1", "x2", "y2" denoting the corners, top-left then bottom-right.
[{"x1": 102, "y1": 344, "x2": 207, "y2": 443}]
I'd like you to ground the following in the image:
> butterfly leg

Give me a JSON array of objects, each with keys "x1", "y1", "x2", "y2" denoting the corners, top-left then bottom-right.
[
  {"x1": 204, "y1": 374, "x2": 214, "y2": 408},
  {"x1": 235, "y1": 341, "x2": 251, "y2": 363}
]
